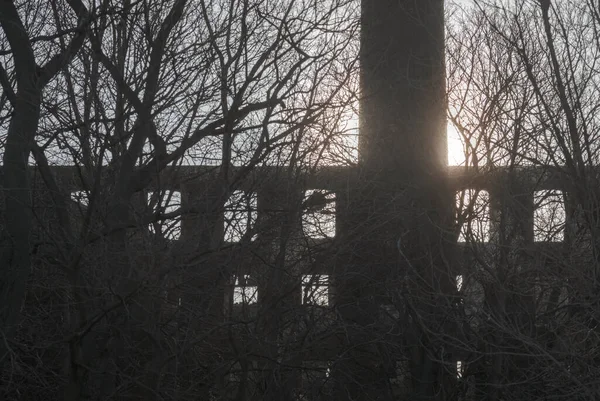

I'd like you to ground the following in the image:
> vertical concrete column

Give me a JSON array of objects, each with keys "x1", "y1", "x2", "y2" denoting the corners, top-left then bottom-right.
[
  {"x1": 255, "y1": 178, "x2": 303, "y2": 401},
  {"x1": 341, "y1": 1, "x2": 453, "y2": 399},
  {"x1": 360, "y1": 0, "x2": 446, "y2": 177},
  {"x1": 358, "y1": 0, "x2": 450, "y2": 272}
]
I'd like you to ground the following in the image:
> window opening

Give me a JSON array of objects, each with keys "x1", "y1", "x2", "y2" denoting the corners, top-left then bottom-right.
[
  {"x1": 224, "y1": 190, "x2": 257, "y2": 242},
  {"x1": 534, "y1": 190, "x2": 565, "y2": 242},
  {"x1": 456, "y1": 189, "x2": 490, "y2": 242},
  {"x1": 302, "y1": 190, "x2": 336, "y2": 238},
  {"x1": 148, "y1": 190, "x2": 181, "y2": 240},
  {"x1": 71, "y1": 190, "x2": 89, "y2": 206},
  {"x1": 302, "y1": 274, "x2": 329, "y2": 306},
  {"x1": 456, "y1": 275, "x2": 463, "y2": 291},
  {"x1": 456, "y1": 361, "x2": 464, "y2": 378},
  {"x1": 232, "y1": 275, "x2": 258, "y2": 305}
]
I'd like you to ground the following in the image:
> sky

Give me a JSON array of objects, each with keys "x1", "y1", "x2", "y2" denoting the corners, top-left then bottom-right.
[{"x1": 447, "y1": 122, "x2": 466, "y2": 166}]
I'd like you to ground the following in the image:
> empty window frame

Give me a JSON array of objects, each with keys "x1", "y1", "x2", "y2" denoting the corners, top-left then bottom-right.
[
  {"x1": 224, "y1": 360, "x2": 259, "y2": 400},
  {"x1": 456, "y1": 275, "x2": 463, "y2": 292},
  {"x1": 226, "y1": 362, "x2": 243, "y2": 390},
  {"x1": 224, "y1": 190, "x2": 257, "y2": 242},
  {"x1": 71, "y1": 190, "x2": 89, "y2": 206},
  {"x1": 456, "y1": 189, "x2": 490, "y2": 242},
  {"x1": 302, "y1": 274, "x2": 329, "y2": 306},
  {"x1": 389, "y1": 360, "x2": 410, "y2": 389},
  {"x1": 380, "y1": 304, "x2": 400, "y2": 320},
  {"x1": 534, "y1": 190, "x2": 566, "y2": 242},
  {"x1": 302, "y1": 190, "x2": 336, "y2": 239},
  {"x1": 232, "y1": 275, "x2": 258, "y2": 305},
  {"x1": 456, "y1": 361, "x2": 464, "y2": 379},
  {"x1": 162, "y1": 290, "x2": 182, "y2": 310},
  {"x1": 148, "y1": 190, "x2": 182, "y2": 240},
  {"x1": 299, "y1": 360, "x2": 332, "y2": 400},
  {"x1": 302, "y1": 360, "x2": 331, "y2": 383}
]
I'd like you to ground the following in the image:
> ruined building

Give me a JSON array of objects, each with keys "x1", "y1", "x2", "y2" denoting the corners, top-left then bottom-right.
[{"x1": 4, "y1": 1, "x2": 581, "y2": 400}]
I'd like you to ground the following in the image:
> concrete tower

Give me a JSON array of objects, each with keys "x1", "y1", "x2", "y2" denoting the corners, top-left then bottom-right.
[
  {"x1": 338, "y1": 0, "x2": 453, "y2": 399},
  {"x1": 360, "y1": 0, "x2": 447, "y2": 176}
]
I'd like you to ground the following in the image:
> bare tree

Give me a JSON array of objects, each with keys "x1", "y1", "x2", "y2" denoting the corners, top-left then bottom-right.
[
  {"x1": 0, "y1": 0, "x2": 91, "y2": 384},
  {"x1": 0, "y1": 0, "x2": 360, "y2": 399},
  {"x1": 445, "y1": 0, "x2": 600, "y2": 399}
]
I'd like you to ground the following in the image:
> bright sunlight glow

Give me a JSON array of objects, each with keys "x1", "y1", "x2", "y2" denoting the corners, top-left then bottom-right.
[{"x1": 447, "y1": 121, "x2": 466, "y2": 166}]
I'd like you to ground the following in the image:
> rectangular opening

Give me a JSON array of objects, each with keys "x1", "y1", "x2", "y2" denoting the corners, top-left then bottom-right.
[
  {"x1": 534, "y1": 190, "x2": 566, "y2": 242},
  {"x1": 456, "y1": 275, "x2": 463, "y2": 292},
  {"x1": 148, "y1": 190, "x2": 181, "y2": 240},
  {"x1": 456, "y1": 361, "x2": 464, "y2": 378},
  {"x1": 302, "y1": 360, "x2": 331, "y2": 382},
  {"x1": 302, "y1": 190, "x2": 336, "y2": 239},
  {"x1": 389, "y1": 360, "x2": 409, "y2": 388},
  {"x1": 71, "y1": 190, "x2": 89, "y2": 206},
  {"x1": 224, "y1": 190, "x2": 257, "y2": 242},
  {"x1": 299, "y1": 360, "x2": 332, "y2": 400},
  {"x1": 232, "y1": 275, "x2": 258, "y2": 305},
  {"x1": 456, "y1": 189, "x2": 490, "y2": 242},
  {"x1": 302, "y1": 274, "x2": 329, "y2": 306},
  {"x1": 227, "y1": 362, "x2": 242, "y2": 386}
]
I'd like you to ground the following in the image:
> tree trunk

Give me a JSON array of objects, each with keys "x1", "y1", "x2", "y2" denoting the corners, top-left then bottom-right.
[{"x1": 0, "y1": 0, "x2": 41, "y2": 373}]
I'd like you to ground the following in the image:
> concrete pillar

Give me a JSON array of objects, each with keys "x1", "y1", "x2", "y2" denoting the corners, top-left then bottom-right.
[
  {"x1": 338, "y1": 1, "x2": 453, "y2": 399},
  {"x1": 360, "y1": 0, "x2": 446, "y2": 177}
]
